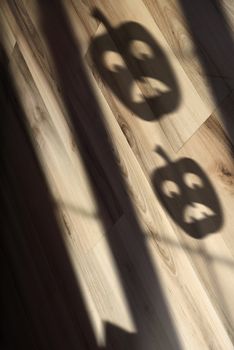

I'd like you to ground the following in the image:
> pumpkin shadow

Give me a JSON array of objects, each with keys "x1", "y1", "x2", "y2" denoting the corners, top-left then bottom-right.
[
  {"x1": 90, "y1": 9, "x2": 181, "y2": 121},
  {"x1": 152, "y1": 146, "x2": 223, "y2": 239}
]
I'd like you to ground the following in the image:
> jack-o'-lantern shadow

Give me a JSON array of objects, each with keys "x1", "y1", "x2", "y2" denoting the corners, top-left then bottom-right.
[
  {"x1": 90, "y1": 9, "x2": 181, "y2": 121},
  {"x1": 153, "y1": 147, "x2": 223, "y2": 239}
]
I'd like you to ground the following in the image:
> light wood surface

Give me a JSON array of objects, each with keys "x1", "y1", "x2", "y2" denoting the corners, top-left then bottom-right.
[{"x1": 1, "y1": 0, "x2": 234, "y2": 349}]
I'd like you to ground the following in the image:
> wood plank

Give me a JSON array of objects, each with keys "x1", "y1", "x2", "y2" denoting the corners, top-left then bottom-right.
[
  {"x1": 168, "y1": 115, "x2": 234, "y2": 341},
  {"x1": 0, "y1": 1, "x2": 16, "y2": 60},
  {"x1": 0, "y1": 66, "x2": 92, "y2": 349},
  {"x1": 2, "y1": 0, "x2": 234, "y2": 348},
  {"x1": 81, "y1": 61, "x2": 233, "y2": 348},
  {"x1": 9, "y1": 25, "x2": 233, "y2": 350},
  {"x1": 173, "y1": 0, "x2": 234, "y2": 90},
  {"x1": 143, "y1": 0, "x2": 230, "y2": 110},
  {"x1": 8, "y1": 43, "x2": 175, "y2": 348},
  {"x1": 87, "y1": 27, "x2": 234, "y2": 340},
  {"x1": 21, "y1": 0, "x2": 100, "y2": 56},
  {"x1": 87, "y1": 53, "x2": 234, "y2": 340}
]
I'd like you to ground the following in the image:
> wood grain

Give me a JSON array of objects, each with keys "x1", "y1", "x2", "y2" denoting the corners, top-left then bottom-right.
[
  {"x1": 1, "y1": 0, "x2": 234, "y2": 349},
  {"x1": 144, "y1": 0, "x2": 230, "y2": 109}
]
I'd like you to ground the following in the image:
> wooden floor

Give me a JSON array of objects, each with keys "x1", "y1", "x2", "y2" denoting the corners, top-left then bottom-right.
[{"x1": 1, "y1": 0, "x2": 234, "y2": 349}]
